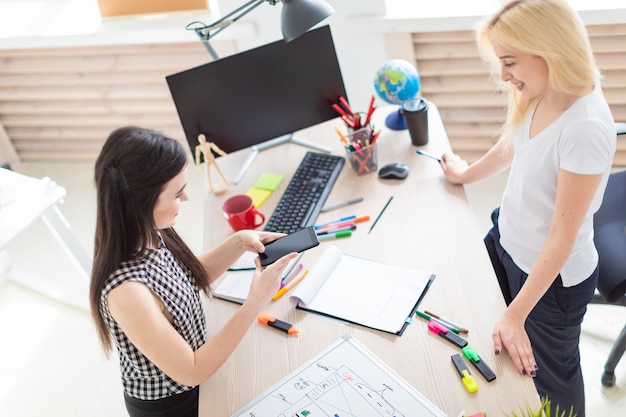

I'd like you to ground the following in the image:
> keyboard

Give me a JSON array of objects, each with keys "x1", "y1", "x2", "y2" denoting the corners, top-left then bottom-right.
[{"x1": 264, "y1": 151, "x2": 345, "y2": 234}]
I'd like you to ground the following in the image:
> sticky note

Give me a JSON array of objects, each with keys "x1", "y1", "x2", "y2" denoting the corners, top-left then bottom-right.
[
  {"x1": 246, "y1": 187, "x2": 272, "y2": 208},
  {"x1": 254, "y1": 172, "x2": 284, "y2": 191}
]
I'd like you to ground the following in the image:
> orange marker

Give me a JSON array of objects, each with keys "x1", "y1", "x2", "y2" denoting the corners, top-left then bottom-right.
[{"x1": 257, "y1": 313, "x2": 299, "y2": 335}]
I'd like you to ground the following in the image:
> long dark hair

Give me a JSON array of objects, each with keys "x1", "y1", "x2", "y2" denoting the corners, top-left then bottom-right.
[{"x1": 90, "y1": 126, "x2": 210, "y2": 355}]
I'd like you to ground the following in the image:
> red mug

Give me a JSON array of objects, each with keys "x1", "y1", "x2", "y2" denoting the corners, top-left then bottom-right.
[{"x1": 222, "y1": 194, "x2": 265, "y2": 231}]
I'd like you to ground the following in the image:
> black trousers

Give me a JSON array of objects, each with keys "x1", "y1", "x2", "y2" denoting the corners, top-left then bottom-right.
[
  {"x1": 124, "y1": 386, "x2": 199, "y2": 417},
  {"x1": 484, "y1": 208, "x2": 597, "y2": 417}
]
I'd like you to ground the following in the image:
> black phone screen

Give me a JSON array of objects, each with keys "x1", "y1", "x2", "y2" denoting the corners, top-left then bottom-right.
[{"x1": 258, "y1": 227, "x2": 320, "y2": 267}]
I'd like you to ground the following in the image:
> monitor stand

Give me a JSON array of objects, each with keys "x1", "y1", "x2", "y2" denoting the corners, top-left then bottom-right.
[{"x1": 232, "y1": 134, "x2": 332, "y2": 184}]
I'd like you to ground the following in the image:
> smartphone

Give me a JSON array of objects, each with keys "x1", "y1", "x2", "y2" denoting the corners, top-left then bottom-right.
[{"x1": 259, "y1": 227, "x2": 320, "y2": 267}]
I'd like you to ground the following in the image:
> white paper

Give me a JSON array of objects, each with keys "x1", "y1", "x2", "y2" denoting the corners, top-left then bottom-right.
[{"x1": 290, "y1": 245, "x2": 435, "y2": 334}]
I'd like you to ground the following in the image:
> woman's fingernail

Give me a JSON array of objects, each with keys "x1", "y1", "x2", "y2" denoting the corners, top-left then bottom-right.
[
  {"x1": 530, "y1": 370, "x2": 536, "y2": 377},
  {"x1": 495, "y1": 348, "x2": 500, "y2": 355},
  {"x1": 522, "y1": 369, "x2": 527, "y2": 375}
]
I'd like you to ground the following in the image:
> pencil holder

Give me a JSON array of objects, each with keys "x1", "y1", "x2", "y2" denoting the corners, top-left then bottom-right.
[
  {"x1": 343, "y1": 124, "x2": 378, "y2": 176},
  {"x1": 345, "y1": 141, "x2": 378, "y2": 176},
  {"x1": 346, "y1": 124, "x2": 372, "y2": 145}
]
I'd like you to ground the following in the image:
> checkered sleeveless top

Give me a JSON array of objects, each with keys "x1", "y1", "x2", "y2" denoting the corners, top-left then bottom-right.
[{"x1": 100, "y1": 240, "x2": 207, "y2": 400}]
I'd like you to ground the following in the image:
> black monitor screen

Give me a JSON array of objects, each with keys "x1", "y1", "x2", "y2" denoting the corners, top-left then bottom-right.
[{"x1": 166, "y1": 25, "x2": 347, "y2": 159}]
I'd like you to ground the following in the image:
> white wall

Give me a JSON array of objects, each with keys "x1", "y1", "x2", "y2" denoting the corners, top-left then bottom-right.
[{"x1": 0, "y1": 0, "x2": 625, "y2": 109}]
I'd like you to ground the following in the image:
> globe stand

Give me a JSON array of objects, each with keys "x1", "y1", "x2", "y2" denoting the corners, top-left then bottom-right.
[{"x1": 385, "y1": 106, "x2": 407, "y2": 130}]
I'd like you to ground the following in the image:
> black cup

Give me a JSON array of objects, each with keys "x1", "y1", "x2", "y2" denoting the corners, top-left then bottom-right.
[{"x1": 402, "y1": 98, "x2": 429, "y2": 146}]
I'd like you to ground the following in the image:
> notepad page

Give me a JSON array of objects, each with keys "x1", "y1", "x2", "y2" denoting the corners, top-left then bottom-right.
[
  {"x1": 293, "y1": 245, "x2": 433, "y2": 334},
  {"x1": 288, "y1": 244, "x2": 342, "y2": 307}
]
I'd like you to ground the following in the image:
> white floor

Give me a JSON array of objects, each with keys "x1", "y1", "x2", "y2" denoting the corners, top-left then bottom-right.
[{"x1": 1, "y1": 162, "x2": 625, "y2": 417}]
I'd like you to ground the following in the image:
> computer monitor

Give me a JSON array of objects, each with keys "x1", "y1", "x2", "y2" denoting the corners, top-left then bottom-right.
[{"x1": 166, "y1": 24, "x2": 347, "y2": 182}]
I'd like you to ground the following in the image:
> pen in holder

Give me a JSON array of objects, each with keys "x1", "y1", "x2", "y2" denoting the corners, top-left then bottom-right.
[{"x1": 342, "y1": 124, "x2": 379, "y2": 176}]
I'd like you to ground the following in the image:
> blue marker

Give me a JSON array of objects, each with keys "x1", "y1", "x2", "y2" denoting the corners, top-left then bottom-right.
[
  {"x1": 313, "y1": 215, "x2": 356, "y2": 229},
  {"x1": 415, "y1": 149, "x2": 442, "y2": 163}
]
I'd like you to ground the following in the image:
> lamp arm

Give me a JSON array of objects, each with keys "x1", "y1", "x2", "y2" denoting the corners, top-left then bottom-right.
[{"x1": 187, "y1": 0, "x2": 277, "y2": 41}]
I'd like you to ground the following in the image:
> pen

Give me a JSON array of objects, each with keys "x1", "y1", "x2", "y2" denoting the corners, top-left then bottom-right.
[
  {"x1": 462, "y1": 346, "x2": 497, "y2": 382},
  {"x1": 339, "y1": 96, "x2": 355, "y2": 116},
  {"x1": 318, "y1": 231, "x2": 352, "y2": 241},
  {"x1": 364, "y1": 95, "x2": 376, "y2": 126},
  {"x1": 281, "y1": 263, "x2": 303, "y2": 288},
  {"x1": 320, "y1": 196, "x2": 364, "y2": 212},
  {"x1": 428, "y1": 320, "x2": 468, "y2": 348},
  {"x1": 368, "y1": 196, "x2": 393, "y2": 234},
  {"x1": 425, "y1": 310, "x2": 469, "y2": 334},
  {"x1": 335, "y1": 128, "x2": 349, "y2": 146},
  {"x1": 272, "y1": 269, "x2": 309, "y2": 301},
  {"x1": 415, "y1": 149, "x2": 442, "y2": 163},
  {"x1": 415, "y1": 310, "x2": 460, "y2": 334},
  {"x1": 320, "y1": 215, "x2": 369, "y2": 229},
  {"x1": 257, "y1": 312, "x2": 299, "y2": 335},
  {"x1": 316, "y1": 224, "x2": 357, "y2": 235},
  {"x1": 451, "y1": 353, "x2": 478, "y2": 393},
  {"x1": 314, "y1": 215, "x2": 356, "y2": 229},
  {"x1": 332, "y1": 103, "x2": 350, "y2": 118}
]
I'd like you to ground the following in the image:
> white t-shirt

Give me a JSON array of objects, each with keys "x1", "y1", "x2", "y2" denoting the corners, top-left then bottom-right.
[{"x1": 499, "y1": 82, "x2": 616, "y2": 287}]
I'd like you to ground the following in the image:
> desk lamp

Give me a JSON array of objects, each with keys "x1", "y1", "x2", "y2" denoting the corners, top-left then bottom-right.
[{"x1": 186, "y1": 0, "x2": 335, "y2": 60}]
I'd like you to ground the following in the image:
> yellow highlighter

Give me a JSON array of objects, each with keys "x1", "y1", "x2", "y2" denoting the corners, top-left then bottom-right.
[{"x1": 452, "y1": 354, "x2": 478, "y2": 393}]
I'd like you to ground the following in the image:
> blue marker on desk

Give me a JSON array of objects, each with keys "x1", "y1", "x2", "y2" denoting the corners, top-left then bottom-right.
[
  {"x1": 416, "y1": 149, "x2": 442, "y2": 163},
  {"x1": 314, "y1": 215, "x2": 356, "y2": 229}
]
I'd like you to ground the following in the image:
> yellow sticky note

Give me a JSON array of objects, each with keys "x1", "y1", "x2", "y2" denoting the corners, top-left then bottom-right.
[
  {"x1": 246, "y1": 187, "x2": 272, "y2": 208},
  {"x1": 254, "y1": 172, "x2": 284, "y2": 191}
]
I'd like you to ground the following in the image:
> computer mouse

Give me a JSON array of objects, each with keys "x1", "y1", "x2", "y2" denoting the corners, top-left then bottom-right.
[{"x1": 378, "y1": 163, "x2": 409, "y2": 180}]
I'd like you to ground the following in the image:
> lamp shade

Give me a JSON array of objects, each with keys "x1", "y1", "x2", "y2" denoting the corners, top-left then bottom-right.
[{"x1": 280, "y1": 0, "x2": 334, "y2": 42}]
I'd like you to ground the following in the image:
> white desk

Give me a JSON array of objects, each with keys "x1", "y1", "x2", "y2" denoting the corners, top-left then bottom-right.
[
  {"x1": 0, "y1": 168, "x2": 91, "y2": 310},
  {"x1": 198, "y1": 104, "x2": 540, "y2": 416}
]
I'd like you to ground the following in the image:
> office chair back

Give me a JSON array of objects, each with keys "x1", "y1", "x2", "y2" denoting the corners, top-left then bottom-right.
[
  {"x1": 594, "y1": 169, "x2": 626, "y2": 302},
  {"x1": 592, "y1": 168, "x2": 626, "y2": 387}
]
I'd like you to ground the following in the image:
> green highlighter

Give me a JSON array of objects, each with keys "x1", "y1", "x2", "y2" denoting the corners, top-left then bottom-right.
[
  {"x1": 317, "y1": 231, "x2": 352, "y2": 241},
  {"x1": 462, "y1": 345, "x2": 497, "y2": 382}
]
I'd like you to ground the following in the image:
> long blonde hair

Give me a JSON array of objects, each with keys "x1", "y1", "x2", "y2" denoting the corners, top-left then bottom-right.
[{"x1": 476, "y1": 0, "x2": 600, "y2": 142}]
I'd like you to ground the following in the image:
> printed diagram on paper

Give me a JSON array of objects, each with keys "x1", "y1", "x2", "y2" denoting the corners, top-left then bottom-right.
[{"x1": 232, "y1": 335, "x2": 446, "y2": 417}]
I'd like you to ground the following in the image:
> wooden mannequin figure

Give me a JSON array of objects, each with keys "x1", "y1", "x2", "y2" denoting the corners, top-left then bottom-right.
[{"x1": 194, "y1": 134, "x2": 229, "y2": 194}]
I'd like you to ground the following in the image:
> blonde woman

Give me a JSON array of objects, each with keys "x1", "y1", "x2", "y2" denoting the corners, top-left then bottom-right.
[{"x1": 439, "y1": 1, "x2": 615, "y2": 415}]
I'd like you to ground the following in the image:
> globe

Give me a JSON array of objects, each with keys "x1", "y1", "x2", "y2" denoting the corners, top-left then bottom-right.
[{"x1": 373, "y1": 59, "x2": 421, "y2": 130}]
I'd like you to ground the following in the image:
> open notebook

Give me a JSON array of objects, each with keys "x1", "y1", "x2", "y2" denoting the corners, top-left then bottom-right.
[{"x1": 289, "y1": 245, "x2": 435, "y2": 336}]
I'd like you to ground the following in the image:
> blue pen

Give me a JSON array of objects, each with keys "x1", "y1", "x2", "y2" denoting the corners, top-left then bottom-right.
[
  {"x1": 416, "y1": 149, "x2": 442, "y2": 163},
  {"x1": 313, "y1": 215, "x2": 356, "y2": 229}
]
